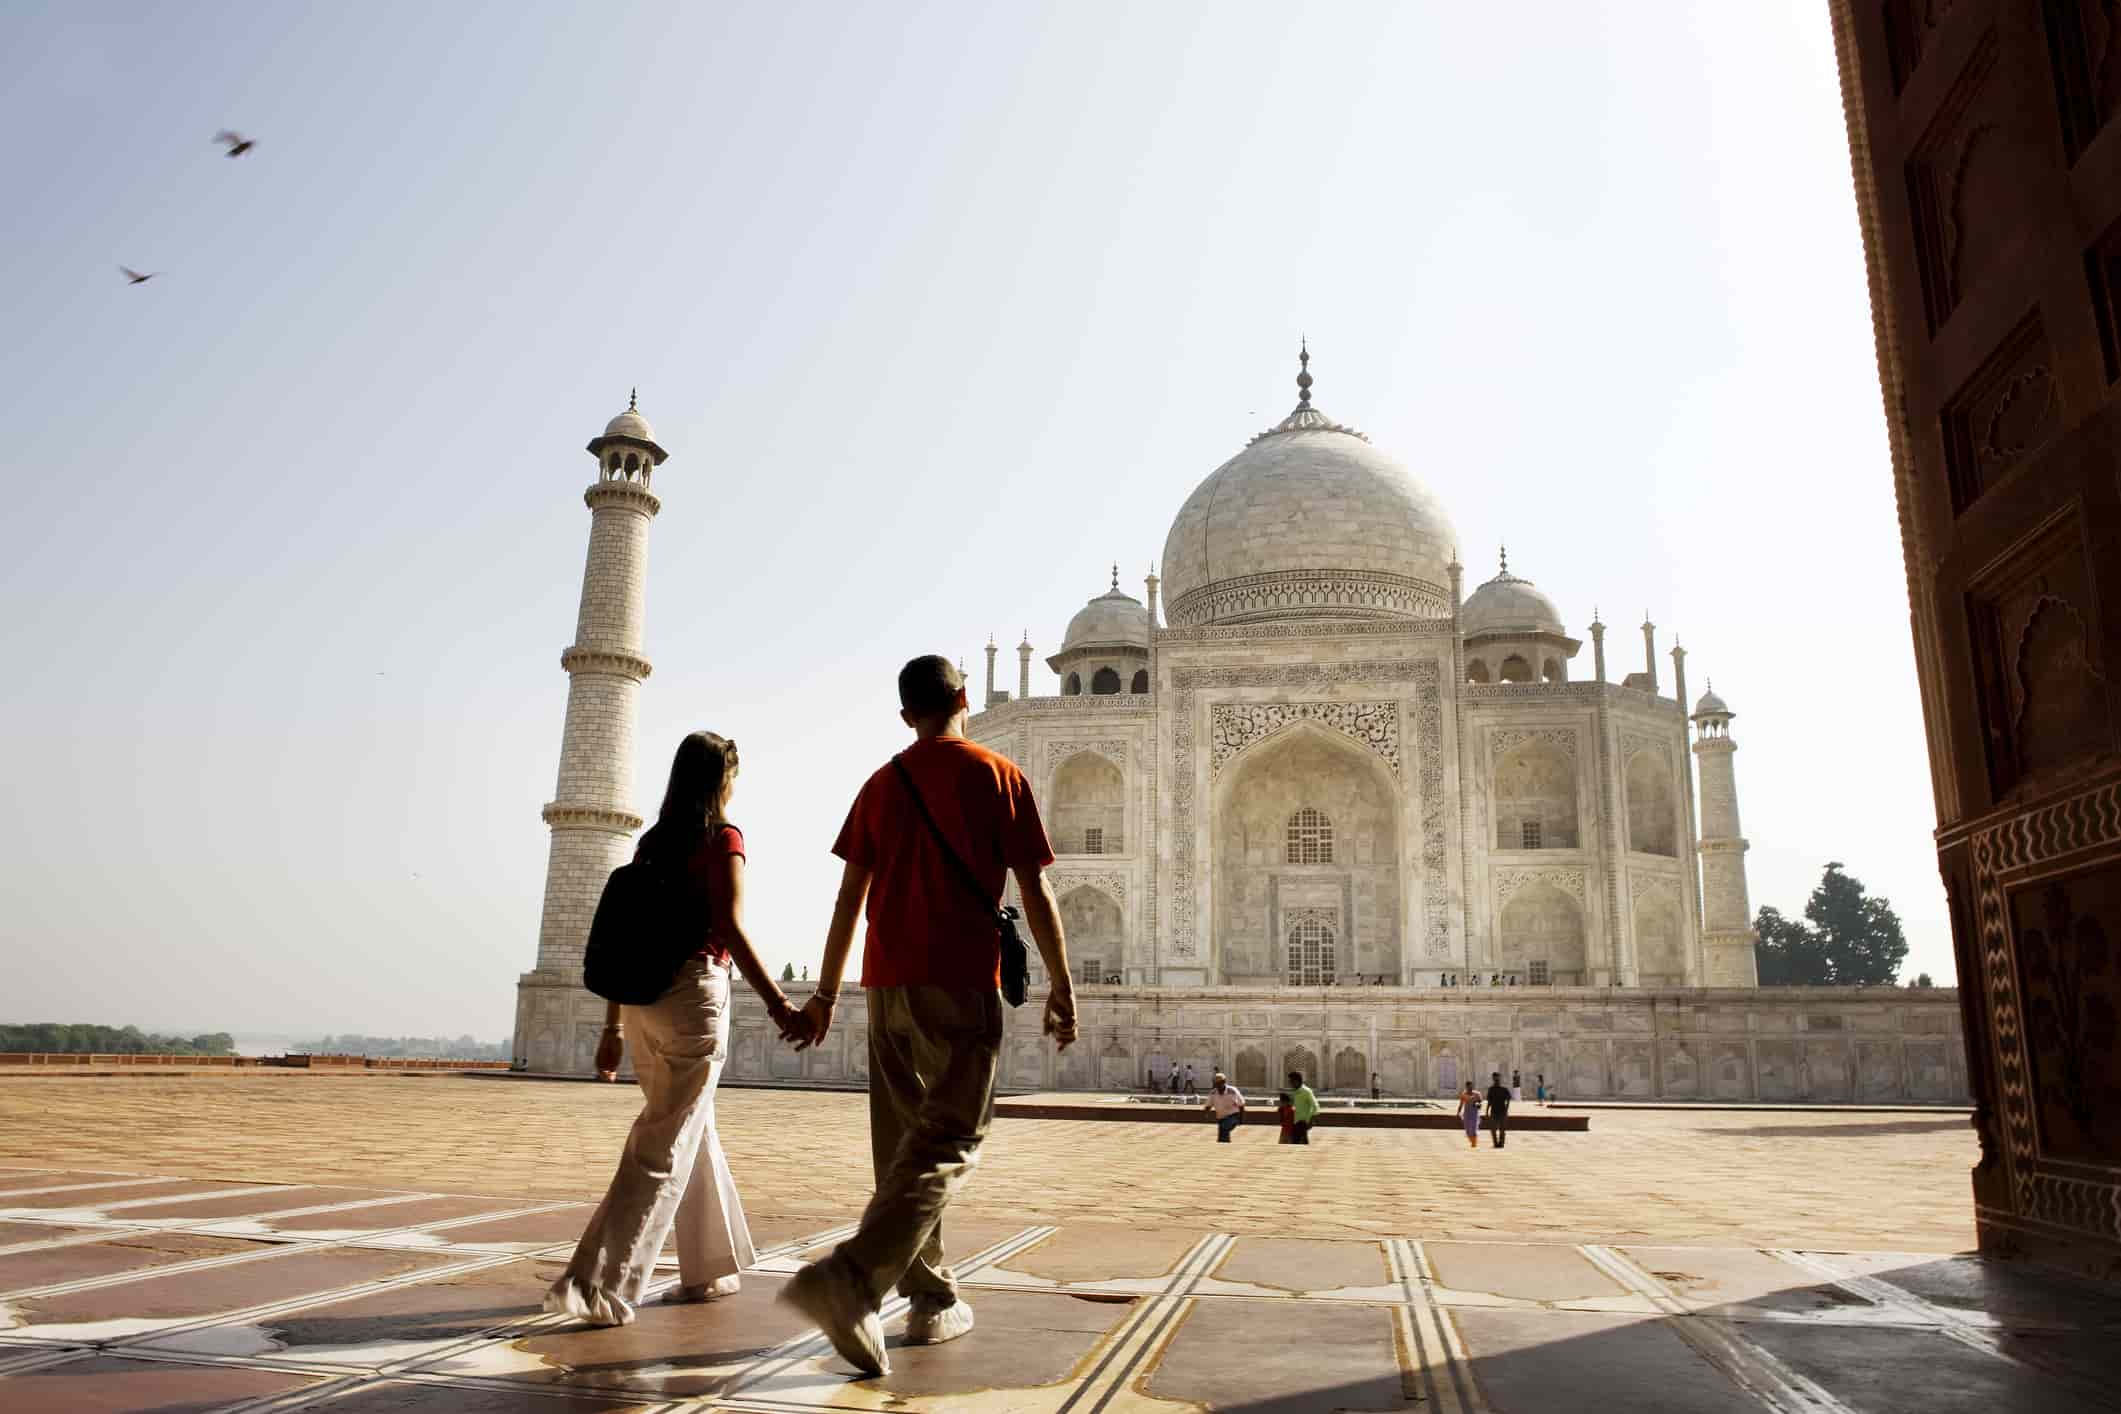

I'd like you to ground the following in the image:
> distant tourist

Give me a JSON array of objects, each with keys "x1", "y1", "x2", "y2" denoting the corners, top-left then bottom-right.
[
  {"x1": 1370, "y1": 1071, "x2": 1381, "y2": 1101},
  {"x1": 1276, "y1": 1091, "x2": 1296, "y2": 1143},
  {"x1": 778, "y1": 656, "x2": 1077, "y2": 1378},
  {"x1": 1511, "y1": 1068, "x2": 1523, "y2": 1104},
  {"x1": 1536, "y1": 1072, "x2": 1548, "y2": 1106},
  {"x1": 1168, "y1": 1061, "x2": 1182, "y2": 1094},
  {"x1": 546, "y1": 732, "x2": 801, "y2": 1327},
  {"x1": 1457, "y1": 1081, "x2": 1481, "y2": 1148},
  {"x1": 1486, "y1": 1071, "x2": 1513, "y2": 1149},
  {"x1": 1287, "y1": 1070, "x2": 1319, "y2": 1144},
  {"x1": 1202, "y1": 1072, "x2": 1245, "y2": 1141},
  {"x1": 1183, "y1": 1063, "x2": 1198, "y2": 1097}
]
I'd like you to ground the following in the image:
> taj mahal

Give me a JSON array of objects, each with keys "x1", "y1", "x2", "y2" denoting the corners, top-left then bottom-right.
[{"x1": 512, "y1": 358, "x2": 1969, "y2": 1104}]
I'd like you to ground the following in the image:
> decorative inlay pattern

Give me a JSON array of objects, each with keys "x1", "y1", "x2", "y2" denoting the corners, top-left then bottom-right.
[
  {"x1": 1631, "y1": 871, "x2": 1682, "y2": 903},
  {"x1": 1046, "y1": 739, "x2": 1131, "y2": 773},
  {"x1": 1051, "y1": 870, "x2": 1127, "y2": 904},
  {"x1": 1968, "y1": 777, "x2": 2121, "y2": 1240},
  {"x1": 1166, "y1": 569, "x2": 1451, "y2": 627},
  {"x1": 1169, "y1": 659, "x2": 1445, "y2": 962},
  {"x1": 1209, "y1": 701, "x2": 1400, "y2": 777},
  {"x1": 1488, "y1": 727, "x2": 1577, "y2": 763},
  {"x1": 1621, "y1": 731, "x2": 1669, "y2": 765},
  {"x1": 1157, "y1": 619, "x2": 1455, "y2": 644},
  {"x1": 1494, "y1": 868, "x2": 1587, "y2": 906},
  {"x1": 1284, "y1": 905, "x2": 1340, "y2": 931}
]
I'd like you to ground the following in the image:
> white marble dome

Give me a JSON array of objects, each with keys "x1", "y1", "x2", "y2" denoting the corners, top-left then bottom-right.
[
  {"x1": 1694, "y1": 685, "x2": 1732, "y2": 717},
  {"x1": 1159, "y1": 362, "x2": 1457, "y2": 627},
  {"x1": 1462, "y1": 563, "x2": 1565, "y2": 638},
  {"x1": 586, "y1": 392, "x2": 667, "y2": 464},
  {"x1": 1062, "y1": 583, "x2": 1152, "y2": 653}
]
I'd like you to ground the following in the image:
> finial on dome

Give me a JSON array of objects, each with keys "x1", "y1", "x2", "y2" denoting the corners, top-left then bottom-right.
[
  {"x1": 1499, "y1": 543, "x2": 1508, "y2": 575},
  {"x1": 628, "y1": 387, "x2": 637, "y2": 412},
  {"x1": 1296, "y1": 337, "x2": 1313, "y2": 407},
  {"x1": 1111, "y1": 562, "x2": 1119, "y2": 591}
]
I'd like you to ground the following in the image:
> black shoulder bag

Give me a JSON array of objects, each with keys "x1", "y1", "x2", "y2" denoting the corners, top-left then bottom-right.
[{"x1": 891, "y1": 755, "x2": 1031, "y2": 1008}]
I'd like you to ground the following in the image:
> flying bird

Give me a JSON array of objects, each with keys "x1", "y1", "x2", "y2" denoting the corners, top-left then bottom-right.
[
  {"x1": 119, "y1": 266, "x2": 159, "y2": 285},
  {"x1": 214, "y1": 130, "x2": 254, "y2": 158}
]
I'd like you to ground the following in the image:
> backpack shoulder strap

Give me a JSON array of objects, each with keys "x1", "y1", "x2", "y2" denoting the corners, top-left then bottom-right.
[{"x1": 891, "y1": 754, "x2": 996, "y2": 910}]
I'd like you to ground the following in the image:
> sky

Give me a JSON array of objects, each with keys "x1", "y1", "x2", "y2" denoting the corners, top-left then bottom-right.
[{"x1": 0, "y1": 1, "x2": 1952, "y2": 1042}]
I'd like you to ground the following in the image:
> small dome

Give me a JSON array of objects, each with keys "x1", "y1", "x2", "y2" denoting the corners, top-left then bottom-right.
[
  {"x1": 1694, "y1": 685, "x2": 1731, "y2": 716},
  {"x1": 585, "y1": 390, "x2": 668, "y2": 465},
  {"x1": 1462, "y1": 558, "x2": 1564, "y2": 638},
  {"x1": 1061, "y1": 582, "x2": 1151, "y2": 654}
]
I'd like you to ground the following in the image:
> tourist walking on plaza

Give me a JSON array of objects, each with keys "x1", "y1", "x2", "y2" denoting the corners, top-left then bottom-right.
[
  {"x1": 1168, "y1": 1061, "x2": 1181, "y2": 1094},
  {"x1": 546, "y1": 732, "x2": 801, "y2": 1327},
  {"x1": 1511, "y1": 1068, "x2": 1523, "y2": 1104},
  {"x1": 1203, "y1": 1072, "x2": 1245, "y2": 1141},
  {"x1": 1183, "y1": 1063, "x2": 1198, "y2": 1097},
  {"x1": 780, "y1": 656, "x2": 1077, "y2": 1377},
  {"x1": 1287, "y1": 1070, "x2": 1320, "y2": 1144},
  {"x1": 1458, "y1": 1081, "x2": 1481, "y2": 1147},
  {"x1": 1275, "y1": 1091, "x2": 1295, "y2": 1142},
  {"x1": 1536, "y1": 1072, "x2": 1547, "y2": 1106},
  {"x1": 1486, "y1": 1071, "x2": 1513, "y2": 1149}
]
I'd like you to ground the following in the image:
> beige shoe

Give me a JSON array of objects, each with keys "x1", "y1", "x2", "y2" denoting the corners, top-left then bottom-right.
[
  {"x1": 904, "y1": 1300, "x2": 974, "y2": 1346},
  {"x1": 664, "y1": 1274, "x2": 742, "y2": 1304},
  {"x1": 542, "y1": 1276, "x2": 635, "y2": 1328},
  {"x1": 779, "y1": 1259, "x2": 889, "y2": 1377}
]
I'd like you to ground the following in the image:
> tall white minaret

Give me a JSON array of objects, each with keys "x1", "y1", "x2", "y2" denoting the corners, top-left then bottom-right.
[
  {"x1": 511, "y1": 391, "x2": 668, "y2": 1073},
  {"x1": 1692, "y1": 683, "x2": 1760, "y2": 987}
]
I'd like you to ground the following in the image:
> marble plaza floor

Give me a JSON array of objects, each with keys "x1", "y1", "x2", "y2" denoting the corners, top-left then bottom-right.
[{"x1": 1, "y1": 1074, "x2": 2116, "y2": 1412}]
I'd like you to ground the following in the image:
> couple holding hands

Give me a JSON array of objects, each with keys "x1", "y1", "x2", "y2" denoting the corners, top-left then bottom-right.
[{"x1": 547, "y1": 655, "x2": 1077, "y2": 1377}]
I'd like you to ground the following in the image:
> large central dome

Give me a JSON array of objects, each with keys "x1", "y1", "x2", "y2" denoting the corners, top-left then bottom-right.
[{"x1": 1159, "y1": 352, "x2": 1458, "y2": 627}]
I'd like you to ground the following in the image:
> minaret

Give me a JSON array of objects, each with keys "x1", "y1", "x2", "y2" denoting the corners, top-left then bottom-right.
[
  {"x1": 1017, "y1": 630, "x2": 1033, "y2": 700},
  {"x1": 512, "y1": 392, "x2": 667, "y2": 1074},
  {"x1": 983, "y1": 636, "x2": 1000, "y2": 707},
  {"x1": 1640, "y1": 615, "x2": 1659, "y2": 694},
  {"x1": 1590, "y1": 610, "x2": 1606, "y2": 682},
  {"x1": 1692, "y1": 683, "x2": 1760, "y2": 987},
  {"x1": 1144, "y1": 565, "x2": 1161, "y2": 628}
]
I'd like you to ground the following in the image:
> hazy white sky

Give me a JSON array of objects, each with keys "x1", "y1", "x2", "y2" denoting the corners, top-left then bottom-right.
[{"x1": 0, "y1": 1, "x2": 1950, "y2": 1040}]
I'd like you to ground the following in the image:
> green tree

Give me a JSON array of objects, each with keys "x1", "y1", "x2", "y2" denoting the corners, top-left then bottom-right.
[
  {"x1": 1754, "y1": 904, "x2": 1830, "y2": 984},
  {"x1": 1753, "y1": 862, "x2": 1910, "y2": 986},
  {"x1": 1909, "y1": 973, "x2": 1935, "y2": 988}
]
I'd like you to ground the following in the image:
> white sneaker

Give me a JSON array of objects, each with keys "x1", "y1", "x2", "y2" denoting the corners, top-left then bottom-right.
[
  {"x1": 904, "y1": 1300, "x2": 975, "y2": 1346},
  {"x1": 664, "y1": 1274, "x2": 742, "y2": 1304},
  {"x1": 779, "y1": 1259, "x2": 889, "y2": 1377}
]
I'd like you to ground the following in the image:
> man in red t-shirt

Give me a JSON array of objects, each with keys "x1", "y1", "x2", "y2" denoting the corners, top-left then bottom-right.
[{"x1": 779, "y1": 655, "x2": 1076, "y2": 1376}]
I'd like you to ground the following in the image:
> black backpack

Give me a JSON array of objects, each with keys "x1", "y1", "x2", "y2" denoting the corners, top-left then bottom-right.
[{"x1": 582, "y1": 833, "x2": 711, "y2": 1006}]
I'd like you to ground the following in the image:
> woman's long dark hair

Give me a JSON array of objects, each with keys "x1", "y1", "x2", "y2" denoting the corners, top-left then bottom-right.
[{"x1": 639, "y1": 731, "x2": 738, "y2": 856}]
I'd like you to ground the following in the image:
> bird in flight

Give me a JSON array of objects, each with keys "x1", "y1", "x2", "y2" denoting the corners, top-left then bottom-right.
[
  {"x1": 214, "y1": 130, "x2": 254, "y2": 158},
  {"x1": 119, "y1": 266, "x2": 159, "y2": 285}
]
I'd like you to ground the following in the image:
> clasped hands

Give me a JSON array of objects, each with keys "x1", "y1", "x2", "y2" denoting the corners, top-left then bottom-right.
[{"x1": 763, "y1": 985, "x2": 1081, "y2": 1051}]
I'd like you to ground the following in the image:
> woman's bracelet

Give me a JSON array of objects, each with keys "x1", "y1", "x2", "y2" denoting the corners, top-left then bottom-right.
[{"x1": 814, "y1": 989, "x2": 839, "y2": 1006}]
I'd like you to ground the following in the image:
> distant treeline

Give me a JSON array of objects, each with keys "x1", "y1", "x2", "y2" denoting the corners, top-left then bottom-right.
[
  {"x1": 0, "y1": 1024, "x2": 236, "y2": 1056},
  {"x1": 296, "y1": 1034, "x2": 507, "y2": 1061}
]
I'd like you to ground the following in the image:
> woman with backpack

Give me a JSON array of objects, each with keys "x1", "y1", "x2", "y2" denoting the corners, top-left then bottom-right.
[{"x1": 545, "y1": 731, "x2": 803, "y2": 1327}]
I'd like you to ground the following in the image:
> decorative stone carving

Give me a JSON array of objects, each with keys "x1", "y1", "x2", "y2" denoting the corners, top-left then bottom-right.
[
  {"x1": 1052, "y1": 871, "x2": 1127, "y2": 904},
  {"x1": 1493, "y1": 868, "x2": 1588, "y2": 905},
  {"x1": 1166, "y1": 569, "x2": 1450, "y2": 627},
  {"x1": 1488, "y1": 728, "x2": 1576, "y2": 763},
  {"x1": 1630, "y1": 870, "x2": 1682, "y2": 903},
  {"x1": 1209, "y1": 701, "x2": 1400, "y2": 777},
  {"x1": 1284, "y1": 905, "x2": 1340, "y2": 932},
  {"x1": 1170, "y1": 659, "x2": 1444, "y2": 961},
  {"x1": 1621, "y1": 731, "x2": 1668, "y2": 766}
]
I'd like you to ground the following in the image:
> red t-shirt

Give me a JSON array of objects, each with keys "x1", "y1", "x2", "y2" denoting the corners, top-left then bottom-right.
[
  {"x1": 832, "y1": 736, "x2": 1053, "y2": 989},
  {"x1": 637, "y1": 823, "x2": 745, "y2": 963}
]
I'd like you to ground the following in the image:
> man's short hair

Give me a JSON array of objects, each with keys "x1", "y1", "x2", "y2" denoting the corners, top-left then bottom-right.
[
  {"x1": 1287, "y1": 1070, "x2": 1304, "y2": 1086},
  {"x1": 898, "y1": 655, "x2": 965, "y2": 716}
]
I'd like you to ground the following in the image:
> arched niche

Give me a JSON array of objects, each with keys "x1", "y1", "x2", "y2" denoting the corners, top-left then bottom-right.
[
  {"x1": 1467, "y1": 659, "x2": 1492, "y2": 684},
  {"x1": 1497, "y1": 883, "x2": 1587, "y2": 984},
  {"x1": 1625, "y1": 751, "x2": 1678, "y2": 856},
  {"x1": 1233, "y1": 1046, "x2": 1267, "y2": 1089},
  {"x1": 1499, "y1": 654, "x2": 1534, "y2": 683},
  {"x1": 1131, "y1": 668, "x2": 1150, "y2": 694},
  {"x1": 1063, "y1": 672, "x2": 1082, "y2": 696},
  {"x1": 1285, "y1": 914, "x2": 1336, "y2": 986},
  {"x1": 1493, "y1": 742, "x2": 1578, "y2": 849},
  {"x1": 1333, "y1": 1046, "x2": 1368, "y2": 1092},
  {"x1": 1634, "y1": 892, "x2": 1685, "y2": 984},
  {"x1": 1052, "y1": 751, "x2": 1124, "y2": 855},
  {"x1": 1282, "y1": 1045, "x2": 1318, "y2": 1089},
  {"x1": 1212, "y1": 725, "x2": 1400, "y2": 984},
  {"x1": 1091, "y1": 666, "x2": 1122, "y2": 695},
  {"x1": 1542, "y1": 657, "x2": 1563, "y2": 683},
  {"x1": 1059, "y1": 885, "x2": 1123, "y2": 983}
]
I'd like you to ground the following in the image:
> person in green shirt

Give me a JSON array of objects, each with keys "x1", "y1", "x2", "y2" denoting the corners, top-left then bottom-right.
[{"x1": 1286, "y1": 1070, "x2": 1320, "y2": 1144}]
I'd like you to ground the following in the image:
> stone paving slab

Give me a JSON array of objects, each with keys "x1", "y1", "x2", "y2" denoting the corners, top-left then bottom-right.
[
  {"x1": 0, "y1": 1230, "x2": 259, "y2": 1294},
  {"x1": 0, "y1": 1353, "x2": 322, "y2": 1411}
]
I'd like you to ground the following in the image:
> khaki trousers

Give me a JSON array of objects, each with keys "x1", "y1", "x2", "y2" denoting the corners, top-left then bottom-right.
[
  {"x1": 549, "y1": 958, "x2": 756, "y2": 1321},
  {"x1": 832, "y1": 985, "x2": 1003, "y2": 1313}
]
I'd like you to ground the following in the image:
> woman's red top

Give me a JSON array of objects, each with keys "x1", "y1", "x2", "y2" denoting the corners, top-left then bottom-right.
[{"x1": 636, "y1": 824, "x2": 744, "y2": 963}]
